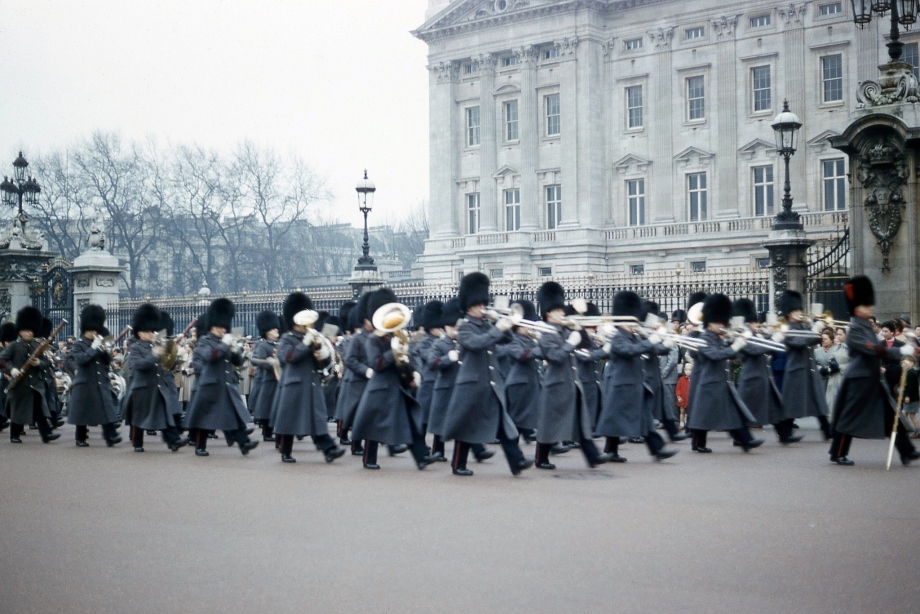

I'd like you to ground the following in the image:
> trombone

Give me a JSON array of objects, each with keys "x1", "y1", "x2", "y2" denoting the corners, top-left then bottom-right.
[{"x1": 484, "y1": 305, "x2": 559, "y2": 336}]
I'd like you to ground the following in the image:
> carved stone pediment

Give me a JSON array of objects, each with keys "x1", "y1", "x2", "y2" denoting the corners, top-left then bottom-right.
[
  {"x1": 674, "y1": 146, "x2": 715, "y2": 168},
  {"x1": 806, "y1": 130, "x2": 840, "y2": 154},
  {"x1": 738, "y1": 139, "x2": 776, "y2": 160},
  {"x1": 614, "y1": 154, "x2": 652, "y2": 174}
]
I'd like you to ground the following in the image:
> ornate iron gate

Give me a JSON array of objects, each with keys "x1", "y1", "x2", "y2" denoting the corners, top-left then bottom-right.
[
  {"x1": 30, "y1": 259, "x2": 74, "y2": 338},
  {"x1": 805, "y1": 229, "x2": 849, "y2": 321}
]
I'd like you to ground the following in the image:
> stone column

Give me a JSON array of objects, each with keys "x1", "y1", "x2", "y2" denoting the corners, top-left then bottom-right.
[
  {"x1": 648, "y1": 27, "x2": 674, "y2": 222},
  {"x1": 478, "y1": 53, "x2": 499, "y2": 232},
  {"x1": 558, "y1": 38, "x2": 580, "y2": 227},
  {"x1": 69, "y1": 215, "x2": 126, "y2": 331},
  {"x1": 712, "y1": 15, "x2": 739, "y2": 217},
  {"x1": 0, "y1": 213, "x2": 57, "y2": 323},
  {"x1": 575, "y1": 37, "x2": 605, "y2": 228},
  {"x1": 765, "y1": 232, "x2": 813, "y2": 311},
  {"x1": 429, "y1": 61, "x2": 460, "y2": 238},
  {"x1": 518, "y1": 45, "x2": 540, "y2": 231},
  {"x1": 780, "y1": 4, "x2": 809, "y2": 212}
]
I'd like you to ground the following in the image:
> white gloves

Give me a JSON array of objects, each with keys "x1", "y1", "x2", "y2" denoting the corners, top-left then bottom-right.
[
  {"x1": 222, "y1": 334, "x2": 234, "y2": 346},
  {"x1": 648, "y1": 333, "x2": 662, "y2": 346},
  {"x1": 900, "y1": 345, "x2": 916, "y2": 357},
  {"x1": 771, "y1": 332, "x2": 785, "y2": 343},
  {"x1": 413, "y1": 371, "x2": 422, "y2": 388},
  {"x1": 602, "y1": 343, "x2": 612, "y2": 354},
  {"x1": 495, "y1": 317, "x2": 514, "y2": 332},
  {"x1": 302, "y1": 331, "x2": 316, "y2": 347},
  {"x1": 731, "y1": 337, "x2": 748, "y2": 352},
  {"x1": 566, "y1": 331, "x2": 582, "y2": 347},
  {"x1": 10, "y1": 368, "x2": 21, "y2": 378},
  {"x1": 365, "y1": 367, "x2": 374, "y2": 379},
  {"x1": 663, "y1": 338, "x2": 676, "y2": 350},
  {"x1": 390, "y1": 337, "x2": 408, "y2": 355},
  {"x1": 91, "y1": 336, "x2": 103, "y2": 350},
  {"x1": 447, "y1": 349, "x2": 459, "y2": 362}
]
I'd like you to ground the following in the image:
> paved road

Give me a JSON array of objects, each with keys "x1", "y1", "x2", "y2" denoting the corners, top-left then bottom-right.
[{"x1": 1, "y1": 423, "x2": 918, "y2": 613}]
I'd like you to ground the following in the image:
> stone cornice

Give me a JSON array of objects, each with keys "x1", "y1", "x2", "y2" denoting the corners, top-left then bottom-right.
[{"x1": 414, "y1": 0, "x2": 632, "y2": 43}]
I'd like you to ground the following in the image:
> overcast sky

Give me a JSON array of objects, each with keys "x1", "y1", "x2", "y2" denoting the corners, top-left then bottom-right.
[{"x1": 0, "y1": 0, "x2": 431, "y2": 228}]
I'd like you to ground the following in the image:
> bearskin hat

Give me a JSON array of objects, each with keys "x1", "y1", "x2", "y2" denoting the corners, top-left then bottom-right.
[
  {"x1": 99, "y1": 326, "x2": 110, "y2": 338},
  {"x1": 537, "y1": 281, "x2": 566, "y2": 320},
  {"x1": 458, "y1": 272, "x2": 490, "y2": 311},
  {"x1": 80, "y1": 304, "x2": 106, "y2": 334},
  {"x1": 315, "y1": 311, "x2": 331, "y2": 331},
  {"x1": 584, "y1": 302, "x2": 601, "y2": 317},
  {"x1": 323, "y1": 315, "x2": 341, "y2": 333},
  {"x1": 15, "y1": 307, "x2": 42, "y2": 334},
  {"x1": 159, "y1": 311, "x2": 175, "y2": 337},
  {"x1": 778, "y1": 290, "x2": 804, "y2": 317},
  {"x1": 844, "y1": 275, "x2": 874, "y2": 317},
  {"x1": 39, "y1": 317, "x2": 53, "y2": 338},
  {"x1": 207, "y1": 298, "x2": 235, "y2": 330},
  {"x1": 282, "y1": 292, "x2": 313, "y2": 329},
  {"x1": 732, "y1": 298, "x2": 758, "y2": 324},
  {"x1": 338, "y1": 301, "x2": 356, "y2": 328},
  {"x1": 671, "y1": 309, "x2": 687, "y2": 324},
  {"x1": 612, "y1": 291, "x2": 644, "y2": 319},
  {"x1": 642, "y1": 301, "x2": 660, "y2": 322},
  {"x1": 423, "y1": 301, "x2": 444, "y2": 330},
  {"x1": 132, "y1": 303, "x2": 162, "y2": 336},
  {"x1": 687, "y1": 292, "x2": 708, "y2": 311},
  {"x1": 439, "y1": 298, "x2": 464, "y2": 328},
  {"x1": 355, "y1": 292, "x2": 373, "y2": 326},
  {"x1": 193, "y1": 312, "x2": 208, "y2": 337},
  {"x1": 256, "y1": 310, "x2": 281, "y2": 337},
  {"x1": 1, "y1": 322, "x2": 17, "y2": 343},
  {"x1": 368, "y1": 288, "x2": 398, "y2": 320},
  {"x1": 702, "y1": 294, "x2": 732, "y2": 326},
  {"x1": 511, "y1": 299, "x2": 538, "y2": 323}
]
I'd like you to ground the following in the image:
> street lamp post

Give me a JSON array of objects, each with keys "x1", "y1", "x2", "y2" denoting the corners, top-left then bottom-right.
[
  {"x1": 350, "y1": 170, "x2": 383, "y2": 299},
  {"x1": 355, "y1": 170, "x2": 376, "y2": 269},
  {"x1": 1, "y1": 152, "x2": 41, "y2": 218},
  {"x1": 770, "y1": 100, "x2": 803, "y2": 231},
  {"x1": 764, "y1": 100, "x2": 811, "y2": 310}
]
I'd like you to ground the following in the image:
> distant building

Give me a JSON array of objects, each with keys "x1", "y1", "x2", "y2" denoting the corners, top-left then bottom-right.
[{"x1": 413, "y1": 0, "x2": 890, "y2": 283}]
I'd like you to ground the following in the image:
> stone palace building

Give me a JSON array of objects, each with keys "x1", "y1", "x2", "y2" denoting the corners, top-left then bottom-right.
[{"x1": 413, "y1": 0, "x2": 905, "y2": 284}]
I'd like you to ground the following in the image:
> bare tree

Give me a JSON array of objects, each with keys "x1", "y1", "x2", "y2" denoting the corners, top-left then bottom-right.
[
  {"x1": 392, "y1": 200, "x2": 429, "y2": 269},
  {"x1": 29, "y1": 152, "x2": 93, "y2": 260},
  {"x1": 70, "y1": 132, "x2": 164, "y2": 298},
  {"x1": 228, "y1": 141, "x2": 330, "y2": 290}
]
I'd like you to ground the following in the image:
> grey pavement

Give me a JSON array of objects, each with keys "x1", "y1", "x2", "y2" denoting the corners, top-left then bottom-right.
[{"x1": 1, "y1": 423, "x2": 918, "y2": 614}]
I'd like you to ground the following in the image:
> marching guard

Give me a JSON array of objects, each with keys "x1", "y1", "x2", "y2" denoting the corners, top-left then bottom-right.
[
  {"x1": 425, "y1": 298, "x2": 463, "y2": 461},
  {"x1": 0, "y1": 322, "x2": 17, "y2": 431},
  {"x1": 249, "y1": 310, "x2": 281, "y2": 442},
  {"x1": 121, "y1": 304, "x2": 190, "y2": 452},
  {"x1": 597, "y1": 291, "x2": 677, "y2": 462},
  {"x1": 66, "y1": 304, "x2": 122, "y2": 447},
  {"x1": 441, "y1": 273, "x2": 533, "y2": 477},
  {"x1": 829, "y1": 276, "x2": 920, "y2": 466},
  {"x1": 778, "y1": 290, "x2": 832, "y2": 440},
  {"x1": 271, "y1": 292, "x2": 345, "y2": 464},
  {"x1": 184, "y1": 298, "x2": 259, "y2": 457},
  {"x1": 351, "y1": 288, "x2": 434, "y2": 470},
  {"x1": 334, "y1": 293, "x2": 373, "y2": 454},
  {"x1": 533, "y1": 282, "x2": 612, "y2": 470},
  {"x1": 0, "y1": 307, "x2": 60, "y2": 444},
  {"x1": 642, "y1": 301, "x2": 686, "y2": 443},
  {"x1": 686, "y1": 294, "x2": 763, "y2": 454},
  {"x1": 414, "y1": 300, "x2": 443, "y2": 435},
  {"x1": 500, "y1": 299, "x2": 543, "y2": 444},
  {"x1": 732, "y1": 298, "x2": 801, "y2": 445}
]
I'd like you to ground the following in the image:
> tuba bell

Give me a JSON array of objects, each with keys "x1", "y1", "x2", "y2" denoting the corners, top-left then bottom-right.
[{"x1": 371, "y1": 302, "x2": 416, "y2": 388}]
